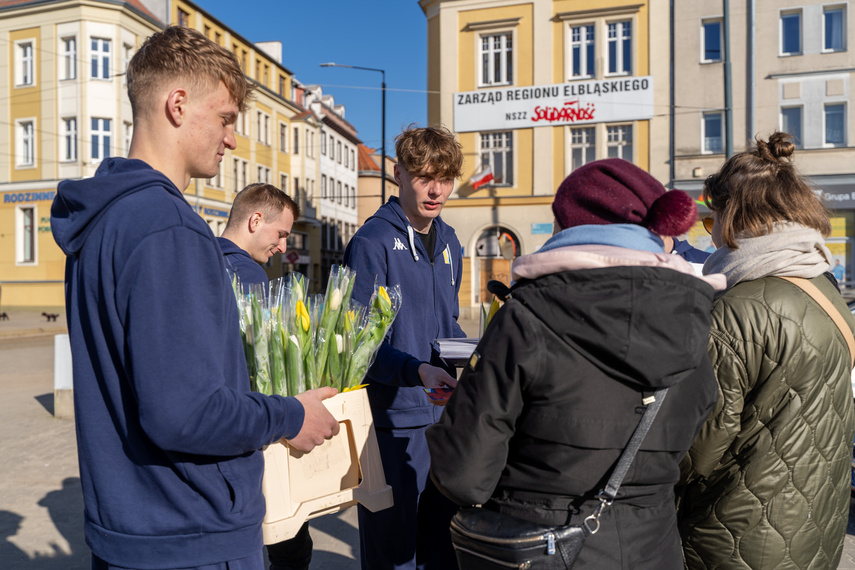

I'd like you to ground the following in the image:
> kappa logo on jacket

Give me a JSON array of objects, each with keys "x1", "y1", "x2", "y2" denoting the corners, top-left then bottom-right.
[{"x1": 393, "y1": 237, "x2": 408, "y2": 251}]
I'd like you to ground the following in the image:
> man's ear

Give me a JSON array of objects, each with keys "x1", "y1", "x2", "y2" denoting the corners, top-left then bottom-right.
[
  {"x1": 247, "y1": 212, "x2": 263, "y2": 233},
  {"x1": 166, "y1": 88, "x2": 188, "y2": 126},
  {"x1": 393, "y1": 163, "x2": 402, "y2": 185}
]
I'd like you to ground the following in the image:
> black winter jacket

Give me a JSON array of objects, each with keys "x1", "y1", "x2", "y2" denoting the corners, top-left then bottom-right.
[{"x1": 427, "y1": 245, "x2": 722, "y2": 569}]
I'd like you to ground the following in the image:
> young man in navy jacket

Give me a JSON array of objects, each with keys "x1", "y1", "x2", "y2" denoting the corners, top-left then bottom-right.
[
  {"x1": 343, "y1": 125, "x2": 467, "y2": 569},
  {"x1": 219, "y1": 183, "x2": 298, "y2": 293},
  {"x1": 51, "y1": 27, "x2": 338, "y2": 570}
]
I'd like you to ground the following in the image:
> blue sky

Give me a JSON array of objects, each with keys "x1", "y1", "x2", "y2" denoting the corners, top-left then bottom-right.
[{"x1": 197, "y1": 0, "x2": 430, "y2": 154}]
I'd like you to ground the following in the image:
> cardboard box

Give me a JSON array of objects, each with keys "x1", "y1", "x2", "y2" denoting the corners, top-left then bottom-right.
[{"x1": 261, "y1": 388, "x2": 393, "y2": 544}]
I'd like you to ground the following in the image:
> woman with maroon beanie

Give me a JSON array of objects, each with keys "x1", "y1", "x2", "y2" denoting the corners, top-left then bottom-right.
[{"x1": 427, "y1": 158, "x2": 725, "y2": 569}]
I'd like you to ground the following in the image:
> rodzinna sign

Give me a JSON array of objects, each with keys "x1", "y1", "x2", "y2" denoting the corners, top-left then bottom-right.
[{"x1": 453, "y1": 76, "x2": 654, "y2": 133}]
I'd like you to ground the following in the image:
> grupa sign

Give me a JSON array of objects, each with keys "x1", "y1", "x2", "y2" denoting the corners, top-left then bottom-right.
[{"x1": 454, "y1": 76, "x2": 654, "y2": 133}]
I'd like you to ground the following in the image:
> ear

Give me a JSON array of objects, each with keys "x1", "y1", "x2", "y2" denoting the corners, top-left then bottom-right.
[
  {"x1": 165, "y1": 88, "x2": 188, "y2": 126},
  {"x1": 393, "y1": 163, "x2": 402, "y2": 185},
  {"x1": 247, "y1": 212, "x2": 263, "y2": 233}
]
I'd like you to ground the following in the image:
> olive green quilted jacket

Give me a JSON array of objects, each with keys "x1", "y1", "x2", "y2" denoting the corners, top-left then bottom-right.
[{"x1": 678, "y1": 275, "x2": 855, "y2": 569}]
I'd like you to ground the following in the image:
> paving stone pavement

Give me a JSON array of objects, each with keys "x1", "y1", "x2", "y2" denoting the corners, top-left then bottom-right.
[{"x1": 3, "y1": 310, "x2": 855, "y2": 568}]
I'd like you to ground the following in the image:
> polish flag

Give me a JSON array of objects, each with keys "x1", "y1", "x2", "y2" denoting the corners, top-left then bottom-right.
[{"x1": 470, "y1": 165, "x2": 494, "y2": 190}]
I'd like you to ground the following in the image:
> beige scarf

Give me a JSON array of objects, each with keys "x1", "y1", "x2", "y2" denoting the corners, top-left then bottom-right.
[{"x1": 702, "y1": 221, "x2": 832, "y2": 287}]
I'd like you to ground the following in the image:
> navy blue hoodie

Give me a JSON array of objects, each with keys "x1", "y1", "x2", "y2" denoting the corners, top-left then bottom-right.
[
  {"x1": 343, "y1": 196, "x2": 465, "y2": 428},
  {"x1": 51, "y1": 158, "x2": 304, "y2": 568},
  {"x1": 217, "y1": 236, "x2": 268, "y2": 293}
]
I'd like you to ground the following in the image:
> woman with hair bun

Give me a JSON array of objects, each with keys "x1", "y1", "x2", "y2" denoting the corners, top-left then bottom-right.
[{"x1": 678, "y1": 132, "x2": 855, "y2": 569}]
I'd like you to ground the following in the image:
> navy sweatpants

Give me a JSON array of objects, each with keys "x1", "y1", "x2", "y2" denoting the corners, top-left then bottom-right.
[{"x1": 358, "y1": 424, "x2": 459, "y2": 570}]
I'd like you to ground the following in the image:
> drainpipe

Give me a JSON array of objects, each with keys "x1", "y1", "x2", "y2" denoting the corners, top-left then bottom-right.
[
  {"x1": 746, "y1": 0, "x2": 755, "y2": 142},
  {"x1": 669, "y1": 0, "x2": 675, "y2": 187},
  {"x1": 723, "y1": 0, "x2": 734, "y2": 157}
]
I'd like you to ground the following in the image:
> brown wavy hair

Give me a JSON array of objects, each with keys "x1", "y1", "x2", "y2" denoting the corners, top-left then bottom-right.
[
  {"x1": 226, "y1": 183, "x2": 300, "y2": 228},
  {"x1": 127, "y1": 26, "x2": 253, "y2": 119},
  {"x1": 702, "y1": 131, "x2": 830, "y2": 249},
  {"x1": 395, "y1": 124, "x2": 463, "y2": 179}
]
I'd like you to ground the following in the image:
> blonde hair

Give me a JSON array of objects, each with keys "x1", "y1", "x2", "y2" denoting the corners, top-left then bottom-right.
[
  {"x1": 395, "y1": 124, "x2": 463, "y2": 179},
  {"x1": 702, "y1": 131, "x2": 830, "y2": 249},
  {"x1": 127, "y1": 26, "x2": 253, "y2": 119}
]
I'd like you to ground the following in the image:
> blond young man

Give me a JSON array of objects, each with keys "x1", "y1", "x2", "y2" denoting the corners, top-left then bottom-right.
[
  {"x1": 343, "y1": 125, "x2": 466, "y2": 569},
  {"x1": 51, "y1": 27, "x2": 338, "y2": 570}
]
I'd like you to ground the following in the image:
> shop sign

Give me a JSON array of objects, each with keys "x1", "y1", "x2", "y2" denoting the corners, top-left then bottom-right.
[
  {"x1": 3, "y1": 190, "x2": 56, "y2": 203},
  {"x1": 454, "y1": 77, "x2": 654, "y2": 133}
]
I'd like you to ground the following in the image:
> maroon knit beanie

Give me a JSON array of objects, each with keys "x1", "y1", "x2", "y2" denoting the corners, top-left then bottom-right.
[{"x1": 552, "y1": 158, "x2": 697, "y2": 237}]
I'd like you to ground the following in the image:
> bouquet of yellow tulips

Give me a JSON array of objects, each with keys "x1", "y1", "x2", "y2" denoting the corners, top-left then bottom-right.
[{"x1": 230, "y1": 266, "x2": 401, "y2": 396}]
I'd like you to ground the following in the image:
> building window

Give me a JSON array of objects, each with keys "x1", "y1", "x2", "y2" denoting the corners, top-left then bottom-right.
[
  {"x1": 61, "y1": 118, "x2": 78, "y2": 162},
  {"x1": 16, "y1": 40, "x2": 34, "y2": 86},
  {"x1": 123, "y1": 122, "x2": 132, "y2": 156},
  {"x1": 780, "y1": 11, "x2": 801, "y2": 55},
  {"x1": 351, "y1": 187, "x2": 356, "y2": 207},
  {"x1": 825, "y1": 103, "x2": 846, "y2": 146},
  {"x1": 233, "y1": 158, "x2": 248, "y2": 191},
  {"x1": 344, "y1": 184, "x2": 349, "y2": 206},
  {"x1": 337, "y1": 181, "x2": 342, "y2": 204},
  {"x1": 91, "y1": 118, "x2": 111, "y2": 161},
  {"x1": 824, "y1": 6, "x2": 846, "y2": 52},
  {"x1": 61, "y1": 37, "x2": 77, "y2": 80},
  {"x1": 702, "y1": 112, "x2": 724, "y2": 154},
  {"x1": 280, "y1": 173, "x2": 289, "y2": 195},
  {"x1": 307, "y1": 131, "x2": 314, "y2": 158},
  {"x1": 235, "y1": 113, "x2": 247, "y2": 136},
  {"x1": 17, "y1": 206, "x2": 36, "y2": 264},
  {"x1": 607, "y1": 125, "x2": 633, "y2": 161},
  {"x1": 480, "y1": 132, "x2": 513, "y2": 186},
  {"x1": 293, "y1": 128, "x2": 299, "y2": 154},
  {"x1": 570, "y1": 127, "x2": 595, "y2": 171},
  {"x1": 209, "y1": 161, "x2": 223, "y2": 189},
  {"x1": 122, "y1": 44, "x2": 133, "y2": 84},
  {"x1": 279, "y1": 75, "x2": 286, "y2": 97},
  {"x1": 480, "y1": 33, "x2": 513, "y2": 86},
  {"x1": 329, "y1": 135, "x2": 335, "y2": 157},
  {"x1": 780, "y1": 106, "x2": 803, "y2": 147},
  {"x1": 351, "y1": 149, "x2": 356, "y2": 170},
  {"x1": 177, "y1": 8, "x2": 190, "y2": 27},
  {"x1": 321, "y1": 175, "x2": 327, "y2": 198},
  {"x1": 344, "y1": 145, "x2": 349, "y2": 168},
  {"x1": 607, "y1": 21, "x2": 632, "y2": 75},
  {"x1": 570, "y1": 25, "x2": 595, "y2": 79},
  {"x1": 16, "y1": 120, "x2": 35, "y2": 167},
  {"x1": 256, "y1": 112, "x2": 270, "y2": 145},
  {"x1": 320, "y1": 133, "x2": 327, "y2": 155},
  {"x1": 279, "y1": 122, "x2": 288, "y2": 152},
  {"x1": 337, "y1": 141, "x2": 342, "y2": 163},
  {"x1": 701, "y1": 20, "x2": 723, "y2": 62},
  {"x1": 91, "y1": 38, "x2": 111, "y2": 79},
  {"x1": 258, "y1": 166, "x2": 271, "y2": 184}
]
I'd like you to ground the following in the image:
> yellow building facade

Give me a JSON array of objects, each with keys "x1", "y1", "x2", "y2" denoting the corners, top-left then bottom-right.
[
  {"x1": 0, "y1": 0, "x2": 321, "y2": 307},
  {"x1": 420, "y1": 0, "x2": 671, "y2": 312}
]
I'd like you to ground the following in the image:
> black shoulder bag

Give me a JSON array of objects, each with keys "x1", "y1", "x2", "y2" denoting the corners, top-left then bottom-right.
[{"x1": 449, "y1": 387, "x2": 668, "y2": 570}]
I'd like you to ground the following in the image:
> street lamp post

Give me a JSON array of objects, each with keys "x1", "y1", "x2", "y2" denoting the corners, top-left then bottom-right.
[{"x1": 320, "y1": 63, "x2": 387, "y2": 204}]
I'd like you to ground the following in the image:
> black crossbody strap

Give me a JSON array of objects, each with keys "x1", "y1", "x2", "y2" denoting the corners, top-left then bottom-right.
[{"x1": 602, "y1": 387, "x2": 668, "y2": 499}]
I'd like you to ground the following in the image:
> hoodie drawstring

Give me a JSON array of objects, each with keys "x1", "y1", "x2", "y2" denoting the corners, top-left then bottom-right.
[
  {"x1": 407, "y1": 225, "x2": 420, "y2": 262},
  {"x1": 445, "y1": 244, "x2": 455, "y2": 287}
]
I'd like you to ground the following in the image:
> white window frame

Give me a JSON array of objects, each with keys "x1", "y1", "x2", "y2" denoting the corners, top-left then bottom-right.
[
  {"x1": 90, "y1": 37, "x2": 111, "y2": 80},
  {"x1": 701, "y1": 19, "x2": 723, "y2": 63},
  {"x1": 329, "y1": 177, "x2": 335, "y2": 201},
  {"x1": 321, "y1": 175, "x2": 327, "y2": 198},
  {"x1": 780, "y1": 106, "x2": 803, "y2": 148},
  {"x1": 568, "y1": 24, "x2": 595, "y2": 79},
  {"x1": 123, "y1": 121, "x2": 133, "y2": 157},
  {"x1": 16, "y1": 204, "x2": 37, "y2": 265},
  {"x1": 91, "y1": 117, "x2": 112, "y2": 162},
  {"x1": 606, "y1": 20, "x2": 632, "y2": 76},
  {"x1": 16, "y1": 119, "x2": 36, "y2": 168},
  {"x1": 701, "y1": 111, "x2": 724, "y2": 154},
  {"x1": 15, "y1": 40, "x2": 35, "y2": 87},
  {"x1": 479, "y1": 32, "x2": 514, "y2": 87},
  {"x1": 61, "y1": 117, "x2": 78, "y2": 162},
  {"x1": 320, "y1": 131, "x2": 327, "y2": 155},
  {"x1": 570, "y1": 127, "x2": 596, "y2": 172},
  {"x1": 122, "y1": 43, "x2": 133, "y2": 84},
  {"x1": 279, "y1": 122, "x2": 288, "y2": 152},
  {"x1": 480, "y1": 131, "x2": 514, "y2": 187},
  {"x1": 280, "y1": 173, "x2": 289, "y2": 195},
  {"x1": 351, "y1": 149, "x2": 356, "y2": 170},
  {"x1": 344, "y1": 144, "x2": 349, "y2": 168},
  {"x1": 823, "y1": 5, "x2": 847, "y2": 53},
  {"x1": 232, "y1": 158, "x2": 248, "y2": 191},
  {"x1": 337, "y1": 181, "x2": 342, "y2": 203},
  {"x1": 256, "y1": 111, "x2": 271, "y2": 145},
  {"x1": 61, "y1": 36, "x2": 77, "y2": 81},
  {"x1": 293, "y1": 127, "x2": 299, "y2": 154},
  {"x1": 337, "y1": 141, "x2": 342, "y2": 163},
  {"x1": 824, "y1": 102, "x2": 847, "y2": 147},
  {"x1": 606, "y1": 124, "x2": 633, "y2": 161},
  {"x1": 779, "y1": 10, "x2": 802, "y2": 56},
  {"x1": 209, "y1": 160, "x2": 224, "y2": 189},
  {"x1": 257, "y1": 165, "x2": 271, "y2": 184}
]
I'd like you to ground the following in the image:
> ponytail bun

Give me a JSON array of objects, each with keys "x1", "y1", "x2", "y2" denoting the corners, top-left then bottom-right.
[{"x1": 756, "y1": 131, "x2": 795, "y2": 163}]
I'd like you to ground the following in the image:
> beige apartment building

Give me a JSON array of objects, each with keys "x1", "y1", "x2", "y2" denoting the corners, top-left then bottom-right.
[
  {"x1": 420, "y1": 0, "x2": 672, "y2": 313},
  {"x1": 0, "y1": 0, "x2": 331, "y2": 306},
  {"x1": 673, "y1": 0, "x2": 855, "y2": 273}
]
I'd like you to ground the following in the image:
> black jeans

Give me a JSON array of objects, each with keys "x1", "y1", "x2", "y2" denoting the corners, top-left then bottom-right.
[{"x1": 266, "y1": 521, "x2": 312, "y2": 570}]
